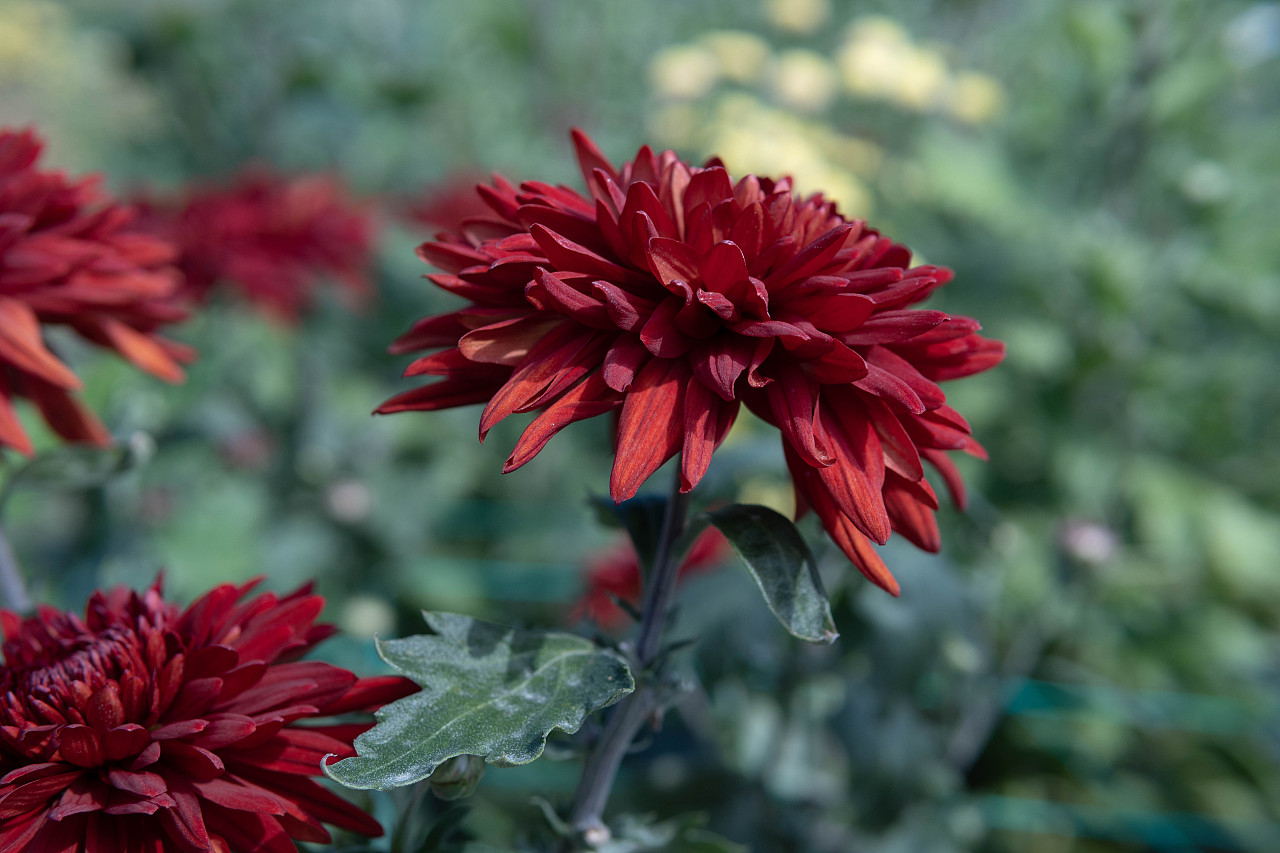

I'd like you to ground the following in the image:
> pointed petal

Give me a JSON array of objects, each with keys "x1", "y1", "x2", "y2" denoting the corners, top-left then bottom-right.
[
  {"x1": 921, "y1": 447, "x2": 968, "y2": 510},
  {"x1": 639, "y1": 295, "x2": 693, "y2": 358},
  {"x1": 764, "y1": 364, "x2": 833, "y2": 467},
  {"x1": 816, "y1": 393, "x2": 891, "y2": 544},
  {"x1": 609, "y1": 358, "x2": 686, "y2": 501},
  {"x1": 477, "y1": 322, "x2": 592, "y2": 435},
  {"x1": 0, "y1": 297, "x2": 81, "y2": 389},
  {"x1": 807, "y1": 341, "x2": 868, "y2": 384},
  {"x1": 505, "y1": 372, "x2": 620, "y2": 472},
  {"x1": 16, "y1": 374, "x2": 111, "y2": 446},
  {"x1": 601, "y1": 335, "x2": 650, "y2": 392},
  {"x1": 0, "y1": 376, "x2": 33, "y2": 455},
  {"x1": 375, "y1": 376, "x2": 502, "y2": 414},
  {"x1": 840, "y1": 309, "x2": 949, "y2": 345},
  {"x1": 786, "y1": 445, "x2": 899, "y2": 595},
  {"x1": 690, "y1": 336, "x2": 753, "y2": 401},
  {"x1": 884, "y1": 475, "x2": 941, "y2": 552},
  {"x1": 680, "y1": 383, "x2": 738, "y2": 491}
]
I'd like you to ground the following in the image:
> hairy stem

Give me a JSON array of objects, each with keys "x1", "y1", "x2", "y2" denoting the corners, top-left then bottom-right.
[
  {"x1": 0, "y1": 523, "x2": 32, "y2": 615},
  {"x1": 568, "y1": 467, "x2": 691, "y2": 838}
]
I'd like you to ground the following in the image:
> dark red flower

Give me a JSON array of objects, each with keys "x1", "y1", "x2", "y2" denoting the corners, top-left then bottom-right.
[
  {"x1": 138, "y1": 169, "x2": 374, "y2": 323},
  {"x1": 379, "y1": 130, "x2": 1004, "y2": 594},
  {"x1": 404, "y1": 175, "x2": 501, "y2": 235},
  {"x1": 577, "y1": 528, "x2": 729, "y2": 629},
  {"x1": 0, "y1": 579, "x2": 417, "y2": 852},
  {"x1": 0, "y1": 128, "x2": 191, "y2": 456}
]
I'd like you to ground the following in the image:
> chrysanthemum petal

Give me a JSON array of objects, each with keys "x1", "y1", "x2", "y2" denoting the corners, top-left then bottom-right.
[
  {"x1": 680, "y1": 383, "x2": 738, "y2": 492},
  {"x1": 505, "y1": 372, "x2": 619, "y2": 472},
  {"x1": 610, "y1": 358, "x2": 687, "y2": 502}
]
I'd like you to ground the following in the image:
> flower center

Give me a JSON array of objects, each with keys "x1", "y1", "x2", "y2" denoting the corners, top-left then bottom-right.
[{"x1": 2, "y1": 624, "x2": 144, "y2": 727}]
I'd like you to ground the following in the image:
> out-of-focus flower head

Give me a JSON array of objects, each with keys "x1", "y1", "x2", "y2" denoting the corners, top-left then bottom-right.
[
  {"x1": 0, "y1": 577, "x2": 417, "y2": 852},
  {"x1": 578, "y1": 528, "x2": 729, "y2": 629},
  {"x1": 405, "y1": 174, "x2": 504, "y2": 235},
  {"x1": 379, "y1": 130, "x2": 1003, "y2": 594},
  {"x1": 0, "y1": 128, "x2": 190, "y2": 456},
  {"x1": 837, "y1": 17, "x2": 1006, "y2": 124},
  {"x1": 138, "y1": 168, "x2": 374, "y2": 324},
  {"x1": 763, "y1": 0, "x2": 832, "y2": 35}
]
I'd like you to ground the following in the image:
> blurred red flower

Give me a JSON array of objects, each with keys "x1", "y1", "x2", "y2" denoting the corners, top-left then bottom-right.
[
  {"x1": 404, "y1": 174, "x2": 499, "y2": 235},
  {"x1": 0, "y1": 579, "x2": 416, "y2": 852},
  {"x1": 577, "y1": 528, "x2": 729, "y2": 629},
  {"x1": 0, "y1": 129, "x2": 191, "y2": 456},
  {"x1": 138, "y1": 169, "x2": 374, "y2": 323},
  {"x1": 379, "y1": 130, "x2": 1003, "y2": 594}
]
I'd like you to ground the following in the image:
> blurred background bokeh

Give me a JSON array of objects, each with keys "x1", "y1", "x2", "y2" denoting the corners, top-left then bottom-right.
[{"x1": 3, "y1": 0, "x2": 1279, "y2": 850}]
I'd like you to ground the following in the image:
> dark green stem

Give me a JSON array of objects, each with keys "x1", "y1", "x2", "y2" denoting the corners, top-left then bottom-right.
[{"x1": 568, "y1": 466, "x2": 691, "y2": 839}]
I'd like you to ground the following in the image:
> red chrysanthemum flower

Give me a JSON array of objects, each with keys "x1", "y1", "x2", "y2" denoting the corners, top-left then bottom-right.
[
  {"x1": 379, "y1": 131, "x2": 1004, "y2": 594},
  {"x1": 577, "y1": 528, "x2": 728, "y2": 629},
  {"x1": 0, "y1": 128, "x2": 191, "y2": 456},
  {"x1": 138, "y1": 169, "x2": 374, "y2": 323},
  {"x1": 0, "y1": 579, "x2": 417, "y2": 852}
]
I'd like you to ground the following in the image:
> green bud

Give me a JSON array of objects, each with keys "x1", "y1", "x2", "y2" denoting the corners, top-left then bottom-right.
[{"x1": 428, "y1": 754, "x2": 485, "y2": 801}]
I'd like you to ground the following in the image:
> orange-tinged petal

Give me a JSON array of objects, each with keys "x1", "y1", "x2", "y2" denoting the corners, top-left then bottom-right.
[
  {"x1": 505, "y1": 372, "x2": 620, "y2": 473},
  {"x1": 97, "y1": 318, "x2": 185, "y2": 383},
  {"x1": 610, "y1": 358, "x2": 686, "y2": 502},
  {"x1": 680, "y1": 383, "x2": 738, "y2": 492},
  {"x1": 0, "y1": 297, "x2": 82, "y2": 390}
]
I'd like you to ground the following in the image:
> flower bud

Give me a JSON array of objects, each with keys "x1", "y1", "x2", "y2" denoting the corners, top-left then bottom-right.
[{"x1": 429, "y1": 754, "x2": 486, "y2": 800}]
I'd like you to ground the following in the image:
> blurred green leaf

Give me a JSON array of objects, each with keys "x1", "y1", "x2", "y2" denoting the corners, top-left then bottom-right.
[
  {"x1": 591, "y1": 494, "x2": 669, "y2": 575},
  {"x1": 706, "y1": 504, "x2": 837, "y2": 644},
  {"x1": 598, "y1": 812, "x2": 748, "y2": 853},
  {"x1": 0, "y1": 436, "x2": 151, "y2": 509},
  {"x1": 324, "y1": 612, "x2": 634, "y2": 790}
]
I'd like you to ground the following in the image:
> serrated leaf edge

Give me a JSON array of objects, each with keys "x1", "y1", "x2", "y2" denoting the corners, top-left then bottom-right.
[{"x1": 323, "y1": 618, "x2": 634, "y2": 790}]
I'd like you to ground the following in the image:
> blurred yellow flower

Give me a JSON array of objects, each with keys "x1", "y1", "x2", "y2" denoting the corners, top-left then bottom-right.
[
  {"x1": 0, "y1": 0, "x2": 157, "y2": 159},
  {"x1": 699, "y1": 30, "x2": 772, "y2": 84},
  {"x1": 768, "y1": 49, "x2": 839, "y2": 113},
  {"x1": 893, "y1": 49, "x2": 949, "y2": 110},
  {"x1": 700, "y1": 94, "x2": 877, "y2": 215},
  {"x1": 944, "y1": 71, "x2": 1006, "y2": 125},
  {"x1": 0, "y1": 0, "x2": 70, "y2": 77},
  {"x1": 763, "y1": 0, "x2": 832, "y2": 35},
  {"x1": 836, "y1": 19, "x2": 912, "y2": 98},
  {"x1": 836, "y1": 15, "x2": 1001, "y2": 123},
  {"x1": 649, "y1": 102, "x2": 700, "y2": 148},
  {"x1": 649, "y1": 44, "x2": 721, "y2": 100},
  {"x1": 837, "y1": 18, "x2": 948, "y2": 110}
]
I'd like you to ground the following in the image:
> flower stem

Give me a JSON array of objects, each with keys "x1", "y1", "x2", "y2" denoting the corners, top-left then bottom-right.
[
  {"x1": 568, "y1": 466, "x2": 690, "y2": 839},
  {"x1": 0, "y1": 523, "x2": 32, "y2": 615}
]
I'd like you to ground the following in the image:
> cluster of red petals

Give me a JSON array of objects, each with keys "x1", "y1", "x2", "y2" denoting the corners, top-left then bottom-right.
[
  {"x1": 0, "y1": 580, "x2": 417, "y2": 852},
  {"x1": 380, "y1": 131, "x2": 1004, "y2": 594},
  {"x1": 0, "y1": 129, "x2": 191, "y2": 456},
  {"x1": 577, "y1": 529, "x2": 728, "y2": 629},
  {"x1": 137, "y1": 169, "x2": 374, "y2": 323}
]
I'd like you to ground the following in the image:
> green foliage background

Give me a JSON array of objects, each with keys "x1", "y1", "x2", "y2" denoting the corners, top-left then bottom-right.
[{"x1": 3, "y1": 0, "x2": 1279, "y2": 850}]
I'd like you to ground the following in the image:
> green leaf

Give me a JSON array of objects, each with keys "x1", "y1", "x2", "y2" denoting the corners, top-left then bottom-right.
[
  {"x1": 590, "y1": 494, "x2": 668, "y2": 575},
  {"x1": 324, "y1": 612, "x2": 634, "y2": 790},
  {"x1": 597, "y1": 813, "x2": 748, "y2": 853},
  {"x1": 0, "y1": 435, "x2": 152, "y2": 509},
  {"x1": 706, "y1": 504, "x2": 838, "y2": 644}
]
